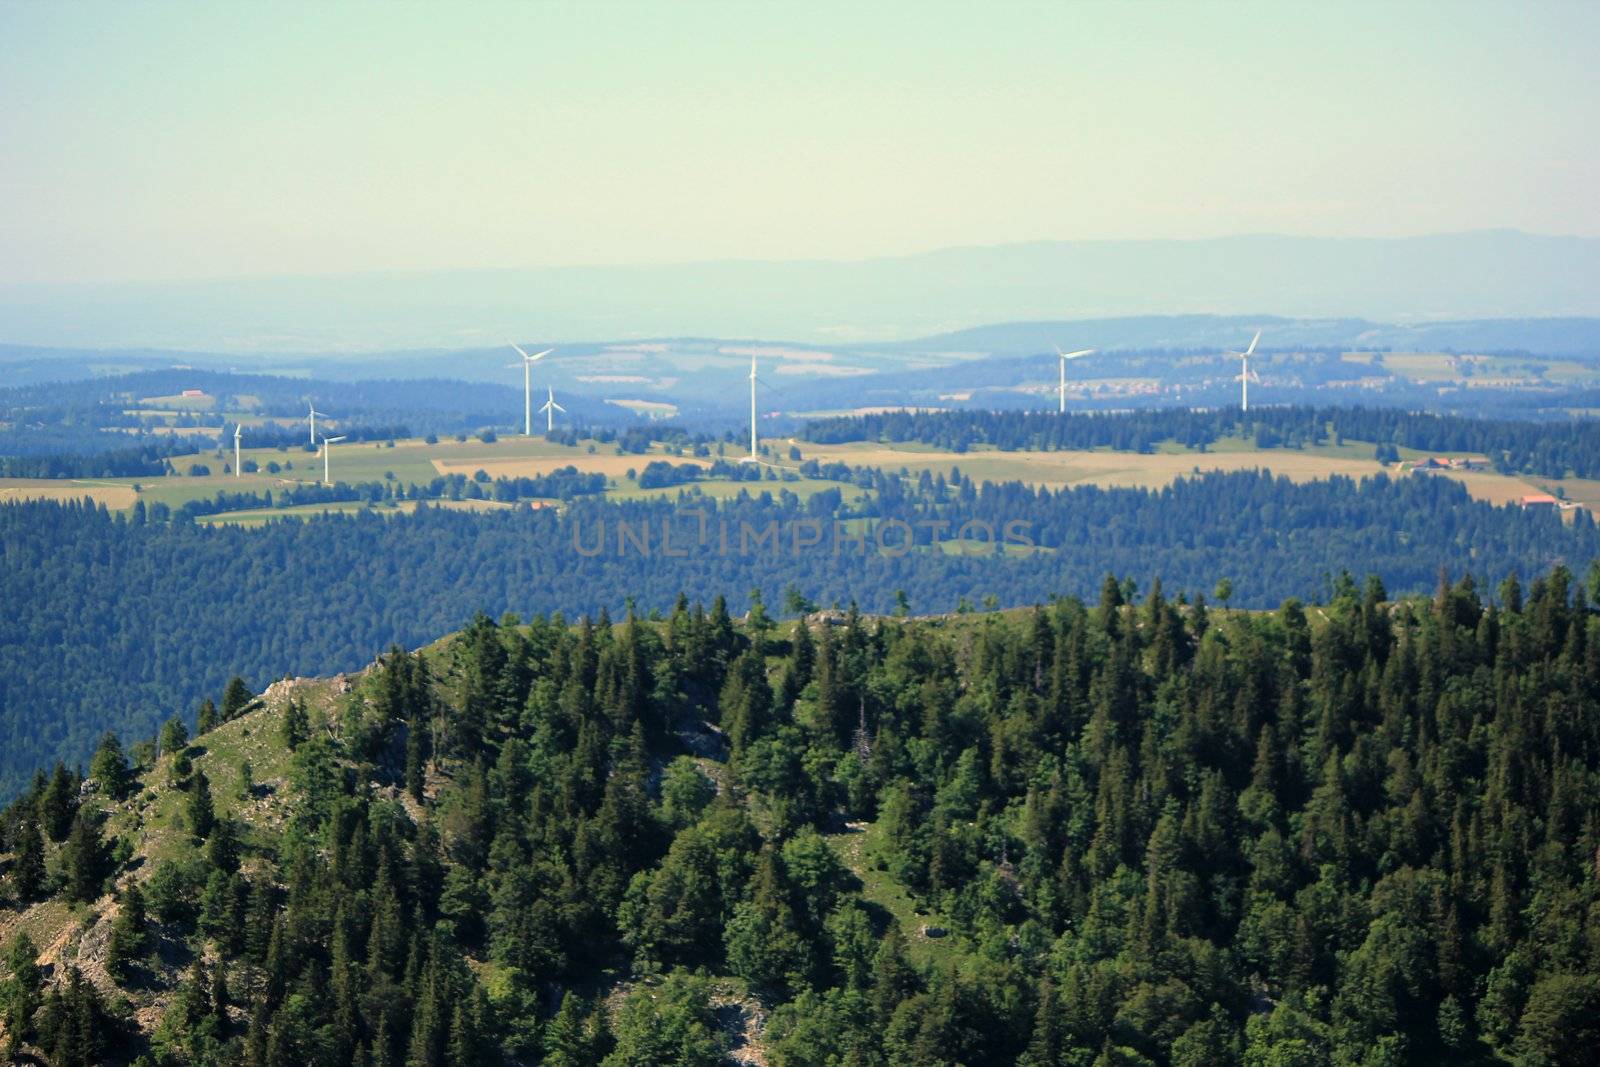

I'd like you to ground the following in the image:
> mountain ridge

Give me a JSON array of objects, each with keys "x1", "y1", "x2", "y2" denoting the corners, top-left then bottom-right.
[{"x1": 4, "y1": 230, "x2": 1599, "y2": 352}]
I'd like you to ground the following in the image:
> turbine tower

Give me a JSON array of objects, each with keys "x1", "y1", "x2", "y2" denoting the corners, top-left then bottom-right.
[
  {"x1": 539, "y1": 386, "x2": 566, "y2": 433},
  {"x1": 748, "y1": 356, "x2": 758, "y2": 459},
  {"x1": 306, "y1": 402, "x2": 327, "y2": 445},
  {"x1": 233, "y1": 424, "x2": 242, "y2": 478},
  {"x1": 508, "y1": 343, "x2": 554, "y2": 436},
  {"x1": 1229, "y1": 330, "x2": 1263, "y2": 412},
  {"x1": 319, "y1": 435, "x2": 346, "y2": 486},
  {"x1": 1055, "y1": 347, "x2": 1095, "y2": 413}
]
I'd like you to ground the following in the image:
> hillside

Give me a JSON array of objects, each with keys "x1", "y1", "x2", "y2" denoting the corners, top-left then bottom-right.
[{"x1": 4, "y1": 577, "x2": 1600, "y2": 1065}]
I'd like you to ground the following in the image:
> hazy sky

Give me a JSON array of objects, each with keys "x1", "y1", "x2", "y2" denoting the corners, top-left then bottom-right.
[{"x1": 1, "y1": 0, "x2": 1595, "y2": 285}]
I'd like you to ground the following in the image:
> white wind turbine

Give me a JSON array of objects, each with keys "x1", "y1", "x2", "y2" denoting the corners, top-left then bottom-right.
[
  {"x1": 539, "y1": 386, "x2": 566, "y2": 433},
  {"x1": 741, "y1": 356, "x2": 759, "y2": 461},
  {"x1": 1055, "y1": 347, "x2": 1096, "y2": 413},
  {"x1": 1228, "y1": 329, "x2": 1263, "y2": 412},
  {"x1": 319, "y1": 435, "x2": 346, "y2": 486},
  {"x1": 734, "y1": 357, "x2": 798, "y2": 470},
  {"x1": 233, "y1": 424, "x2": 242, "y2": 478},
  {"x1": 306, "y1": 402, "x2": 327, "y2": 445},
  {"x1": 508, "y1": 342, "x2": 554, "y2": 436}
]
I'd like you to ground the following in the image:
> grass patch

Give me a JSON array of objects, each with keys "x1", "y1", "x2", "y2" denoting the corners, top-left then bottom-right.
[{"x1": 825, "y1": 821, "x2": 958, "y2": 968}]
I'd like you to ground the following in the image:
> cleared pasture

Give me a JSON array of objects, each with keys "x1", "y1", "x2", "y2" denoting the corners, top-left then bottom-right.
[
  {"x1": 795, "y1": 438, "x2": 1557, "y2": 506},
  {"x1": 0, "y1": 479, "x2": 138, "y2": 508},
  {"x1": 17, "y1": 429, "x2": 1572, "y2": 523}
]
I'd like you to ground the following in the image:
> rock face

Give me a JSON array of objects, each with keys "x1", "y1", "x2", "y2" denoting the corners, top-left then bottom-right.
[{"x1": 260, "y1": 676, "x2": 306, "y2": 707}]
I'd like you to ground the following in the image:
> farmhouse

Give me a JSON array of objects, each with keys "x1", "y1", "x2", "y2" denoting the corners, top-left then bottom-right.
[{"x1": 1519, "y1": 494, "x2": 1560, "y2": 510}]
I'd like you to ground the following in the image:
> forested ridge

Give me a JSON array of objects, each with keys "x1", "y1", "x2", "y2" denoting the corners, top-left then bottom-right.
[
  {"x1": 3, "y1": 571, "x2": 1600, "y2": 1064},
  {"x1": 4, "y1": 468, "x2": 1598, "y2": 799}
]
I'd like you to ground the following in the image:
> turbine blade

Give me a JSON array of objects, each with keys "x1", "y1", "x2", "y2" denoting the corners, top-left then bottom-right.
[
  {"x1": 1245, "y1": 329, "x2": 1261, "y2": 356},
  {"x1": 1061, "y1": 348, "x2": 1095, "y2": 360},
  {"x1": 508, "y1": 341, "x2": 531, "y2": 359}
]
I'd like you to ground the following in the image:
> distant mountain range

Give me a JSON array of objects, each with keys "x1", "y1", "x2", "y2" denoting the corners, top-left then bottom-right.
[
  {"x1": 889, "y1": 314, "x2": 1600, "y2": 358},
  {"x1": 3, "y1": 230, "x2": 1599, "y2": 352}
]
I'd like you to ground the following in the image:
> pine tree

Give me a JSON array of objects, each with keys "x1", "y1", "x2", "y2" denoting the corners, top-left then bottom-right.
[
  {"x1": 209, "y1": 962, "x2": 230, "y2": 1031},
  {"x1": 187, "y1": 768, "x2": 216, "y2": 840},
  {"x1": 106, "y1": 882, "x2": 149, "y2": 981},
  {"x1": 197, "y1": 698, "x2": 219, "y2": 735},
  {"x1": 281, "y1": 699, "x2": 308, "y2": 751},
  {"x1": 1, "y1": 933, "x2": 42, "y2": 1057},
  {"x1": 158, "y1": 716, "x2": 190, "y2": 758},
  {"x1": 405, "y1": 718, "x2": 430, "y2": 802},
  {"x1": 39, "y1": 761, "x2": 79, "y2": 841},
  {"x1": 221, "y1": 675, "x2": 253, "y2": 721},
  {"x1": 60, "y1": 806, "x2": 109, "y2": 903},
  {"x1": 544, "y1": 992, "x2": 593, "y2": 1067},
  {"x1": 9, "y1": 818, "x2": 46, "y2": 902},
  {"x1": 88, "y1": 732, "x2": 133, "y2": 800},
  {"x1": 1021, "y1": 977, "x2": 1064, "y2": 1067},
  {"x1": 205, "y1": 815, "x2": 240, "y2": 872}
]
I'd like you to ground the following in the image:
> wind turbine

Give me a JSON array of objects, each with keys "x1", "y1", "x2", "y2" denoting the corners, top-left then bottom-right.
[
  {"x1": 233, "y1": 424, "x2": 242, "y2": 478},
  {"x1": 1055, "y1": 347, "x2": 1096, "y2": 413},
  {"x1": 743, "y1": 356, "x2": 759, "y2": 461},
  {"x1": 306, "y1": 402, "x2": 327, "y2": 445},
  {"x1": 734, "y1": 357, "x2": 793, "y2": 467},
  {"x1": 508, "y1": 342, "x2": 554, "y2": 436},
  {"x1": 319, "y1": 435, "x2": 346, "y2": 486},
  {"x1": 1228, "y1": 330, "x2": 1263, "y2": 412},
  {"x1": 539, "y1": 386, "x2": 566, "y2": 433}
]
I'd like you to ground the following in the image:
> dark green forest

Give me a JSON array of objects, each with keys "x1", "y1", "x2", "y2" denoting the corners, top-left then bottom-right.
[
  {"x1": 3, "y1": 570, "x2": 1600, "y2": 1064},
  {"x1": 4, "y1": 468, "x2": 1598, "y2": 798}
]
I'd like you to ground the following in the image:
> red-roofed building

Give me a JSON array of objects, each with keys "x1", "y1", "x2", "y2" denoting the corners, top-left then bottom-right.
[{"x1": 1520, "y1": 494, "x2": 1559, "y2": 510}]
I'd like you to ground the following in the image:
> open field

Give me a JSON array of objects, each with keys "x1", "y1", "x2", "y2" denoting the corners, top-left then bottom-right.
[
  {"x1": 196, "y1": 497, "x2": 517, "y2": 526},
  {"x1": 136, "y1": 392, "x2": 218, "y2": 410},
  {"x1": 608, "y1": 476, "x2": 866, "y2": 504},
  {"x1": 0, "y1": 431, "x2": 1569, "y2": 524},
  {"x1": 0, "y1": 478, "x2": 138, "y2": 508},
  {"x1": 799, "y1": 439, "x2": 1384, "y2": 491},
  {"x1": 796, "y1": 437, "x2": 1554, "y2": 503},
  {"x1": 1372, "y1": 352, "x2": 1600, "y2": 385},
  {"x1": 606, "y1": 398, "x2": 679, "y2": 418}
]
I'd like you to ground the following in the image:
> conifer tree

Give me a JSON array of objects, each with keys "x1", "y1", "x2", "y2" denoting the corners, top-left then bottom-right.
[
  {"x1": 280, "y1": 699, "x2": 308, "y2": 751},
  {"x1": 39, "y1": 761, "x2": 79, "y2": 841},
  {"x1": 9, "y1": 818, "x2": 46, "y2": 902},
  {"x1": 158, "y1": 716, "x2": 189, "y2": 758},
  {"x1": 1, "y1": 933, "x2": 42, "y2": 1057},
  {"x1": 187, "y1": 768, "x2": 216, "y2": 841},
  {"x1": 60, "y1": 806, "x2": 109, "y2": 903},
  {"x1": 106, "y1": 882, "x2": 149, "y2": 981},
  {"x1": 221, "y1": 675, "x2": 253, "y2": 722},
  {"x1": 88, "y1": 732, "x2": 133, "y2": 800}
]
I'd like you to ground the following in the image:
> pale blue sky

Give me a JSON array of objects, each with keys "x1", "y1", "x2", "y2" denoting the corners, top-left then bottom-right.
[{"x1": 1, "y1": 0, "x2": 1595, "y2": 284}]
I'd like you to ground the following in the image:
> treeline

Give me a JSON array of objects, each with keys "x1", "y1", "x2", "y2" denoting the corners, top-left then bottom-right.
[
  {"x1": 0, "y1": 435, "x2": 213, "y2": 476},
  {"x1": 0, "y1": 368, "x2": 642, "y2": 468},
  {"x1": 801, "y1": 405, "x2": 1600, "y2": 478},
  {"x1": 5, "y1": 568, "x2": 1600, "y2": 1063},
  {"x1": 2, "y1": 466, "x2": 1598, "y2": 797},
  {"x1": 220, "y1": 422, "x2": 412, "y2": 452},
  {"x1": 142, "y1": 467, "x2": 608, "y2": 522}
]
